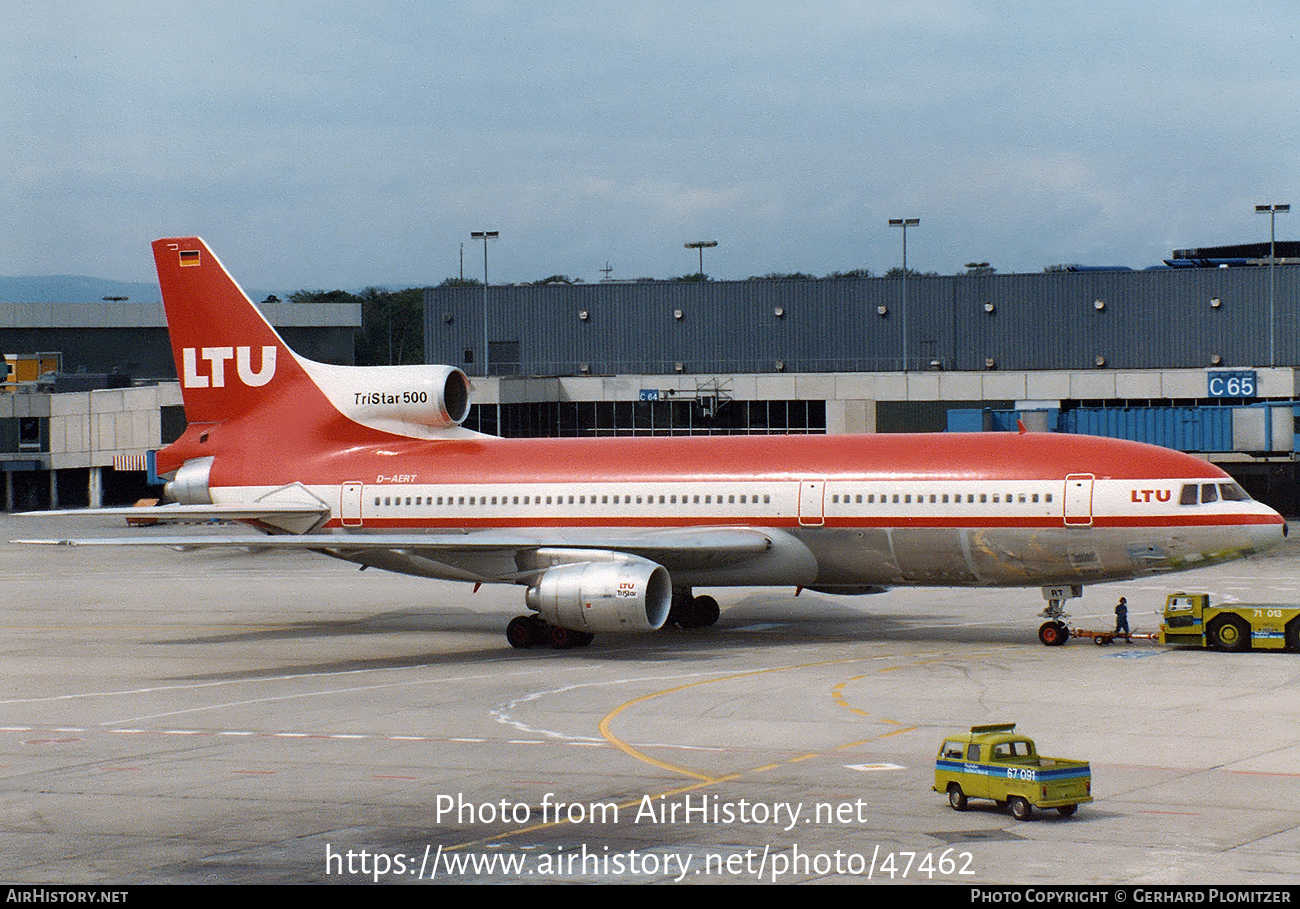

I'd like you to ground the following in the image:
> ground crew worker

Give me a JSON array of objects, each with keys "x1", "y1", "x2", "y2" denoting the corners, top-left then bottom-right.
[{"x1": 1114, "y1": 596, "x2": 1130, "y2": 637}]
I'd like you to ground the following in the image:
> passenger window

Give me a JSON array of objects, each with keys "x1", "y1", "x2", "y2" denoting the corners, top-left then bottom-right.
[{"x1": 966, "y1": 745, "x2": 981, "y2": 762}]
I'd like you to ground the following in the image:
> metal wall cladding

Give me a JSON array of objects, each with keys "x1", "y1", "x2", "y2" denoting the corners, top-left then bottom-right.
[{"x1": 426, "y1": 267, "x2": 1297, "y2": 375}]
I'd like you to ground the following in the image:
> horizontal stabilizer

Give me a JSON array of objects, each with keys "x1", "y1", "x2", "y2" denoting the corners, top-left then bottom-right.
[{"x1": 20, "y1": 503, "x2": 331, "y2": 535}]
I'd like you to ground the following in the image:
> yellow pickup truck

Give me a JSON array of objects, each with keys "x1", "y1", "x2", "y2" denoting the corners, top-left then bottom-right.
[{"x1": 934, "y1": 723, "x2": 1092, "y2": 821}]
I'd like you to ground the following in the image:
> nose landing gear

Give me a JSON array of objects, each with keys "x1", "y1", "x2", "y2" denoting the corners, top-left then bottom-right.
[{"x1": 1037, "y1": 584, "x2": 1082, "y2": 647}]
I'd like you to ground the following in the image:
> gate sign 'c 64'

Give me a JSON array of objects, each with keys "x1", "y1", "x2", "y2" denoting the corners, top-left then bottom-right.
[{"x1": 1207, "y1": 370, "x2": 1257, "y2": 398}]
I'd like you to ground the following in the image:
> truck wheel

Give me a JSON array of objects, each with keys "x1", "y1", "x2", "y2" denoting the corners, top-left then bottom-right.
[
  {"x1": 1009, "y1": 797, "x2": 1032, "y2": 821},
  {"x1": 1286, "y1": 617, "x2": 1300, "y2": 653},
  {"x1": 1057, "y1": 804, "x2": 1078, "y2": 818},
  {"x1": 1207, "y1": 615, "x2": 1250, "y2": 653},
  {"x1": 947, "y1": 784, "x2": 967, "y2": 811},
  {"x1": 1038, "y1": 621, "x2": 1068, "y2": 646}
]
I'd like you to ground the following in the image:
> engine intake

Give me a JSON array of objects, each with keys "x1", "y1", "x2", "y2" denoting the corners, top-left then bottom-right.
[{"x1": 526, "y1": 557, "x2": 672, "y2": 633}]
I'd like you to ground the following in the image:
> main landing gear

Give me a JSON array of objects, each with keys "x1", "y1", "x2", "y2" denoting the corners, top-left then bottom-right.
[
  {"x1": 1037, "y1": 584, "x2": 1082, "y2": 647},
  {"x1": 504, "y1": 588, "x2": 721, "y2": 650},
  {"x1": 506, "y1": 615, "x2": 594, "y2": 650},
  {"x1": 667, "y1": 588, "x2": 721, "y2": 629}
]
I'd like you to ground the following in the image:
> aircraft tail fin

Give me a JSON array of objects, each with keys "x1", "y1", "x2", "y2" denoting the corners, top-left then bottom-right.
[{"x1": 152, "y1": 237, "x2": 313, "y2": 425}]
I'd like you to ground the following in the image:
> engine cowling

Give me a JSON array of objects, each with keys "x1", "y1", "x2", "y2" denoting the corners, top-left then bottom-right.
[
  {"x1": 302, "y1": 361, "x2": 472, "y2": 435},
  {"x1": 166, "y1": 456, "x2": 214, "y2": 504},
  {"x1": 526, "y1": 558, "x2": 672, "y2": 633}
]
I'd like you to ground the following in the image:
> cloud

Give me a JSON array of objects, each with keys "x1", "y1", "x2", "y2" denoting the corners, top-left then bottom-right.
[{"x1": 2, "y1": 2, "x2": 1296, "y2": 289}]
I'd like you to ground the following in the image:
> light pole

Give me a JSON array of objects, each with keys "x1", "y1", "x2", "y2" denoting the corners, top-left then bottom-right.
[
  {"x1": 1255, "y1": 204, "x2": 1290, "y2": 368},
  {"x1": 684, "y1": 240, "x2": 717, "y2": 279},
  {"x1": 889, "y1": 217, "x2": 919, "y2": 371},
  {"x1": 470, "y1": 230, "x2": 498, "y2": 376}
]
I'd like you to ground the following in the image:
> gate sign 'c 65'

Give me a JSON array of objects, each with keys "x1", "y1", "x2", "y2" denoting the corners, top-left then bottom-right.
[{"x1": 1207, "y1": 370, "x2": 1256, "y2": 398}]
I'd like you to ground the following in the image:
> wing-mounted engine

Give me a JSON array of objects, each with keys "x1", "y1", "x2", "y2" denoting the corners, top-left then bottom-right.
[
  {"x1": 299, "y1": 361, "x2": 472, "y2": 437},
  {"x1": 524, "y1": 549, "x2": 672, "y2": 633}
]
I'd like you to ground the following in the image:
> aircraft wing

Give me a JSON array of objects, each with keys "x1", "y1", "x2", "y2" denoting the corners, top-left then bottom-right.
[{"x1": 12, "y1": 525, "x2": 789, "y2": 585}]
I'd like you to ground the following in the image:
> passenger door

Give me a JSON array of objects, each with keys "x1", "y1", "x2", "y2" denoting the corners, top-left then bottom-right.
[
  {"x1": 341, "y1": 482, "x2": 364, "y2": 527},
  {"x1": 1064, "y1": 474, "x2": 1094, "y2": 526}
]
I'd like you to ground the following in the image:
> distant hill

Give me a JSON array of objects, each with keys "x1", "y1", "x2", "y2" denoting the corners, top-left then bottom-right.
[
  {"x1": 0, "y1": 275, "x2": 162, "y2": 304},
  {"x1": 0, "y1": 275, "x2": 282, "y2": 305}
]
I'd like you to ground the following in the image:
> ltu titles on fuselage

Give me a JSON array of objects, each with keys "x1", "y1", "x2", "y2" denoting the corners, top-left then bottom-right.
[{"x1": 354, "y1": 390, "x2": 428, "y2": 406}]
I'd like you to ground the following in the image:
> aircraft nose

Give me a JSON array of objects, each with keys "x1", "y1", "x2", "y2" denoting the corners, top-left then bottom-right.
[{"x1": 1258, "y1": 507, "x2": 1288, "y2": 550}]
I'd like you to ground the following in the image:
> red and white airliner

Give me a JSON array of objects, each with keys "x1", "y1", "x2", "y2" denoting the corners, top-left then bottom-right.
[{"x1": 26, "y1": 237, "x2": 1288, "y2": 648}]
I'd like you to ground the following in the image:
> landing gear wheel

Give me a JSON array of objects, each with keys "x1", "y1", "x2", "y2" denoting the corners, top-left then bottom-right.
[
  {"x1": 691, "y1": 595, "x2": 720, "y2": 628},
  {"x1": 947, "y1": 784, "x2": 967, "y2": 811},
  {"x1": 1038, "y1": 621, "x2": 1069, "y2": 647},
  {"x1": 548, "y1": 626, "x2": 594, "y2": 649},
  {"x1": 507, "y1": 616, "x2": 541, "y2": 649},
  {"x1": 1056, "y1": 804, "x2": 1078, "y2": 818},
  {"x1": 1009, "y1": 796, "x2": 1032, "y2": 821},
  {"x1": 669, "y1": 590, "x2": 720, "y2": 629},
  {"x1": 506, "y1": 616, "x2": 593, "y2": 650},
  {"x1": 1207, "y1": 615, "x2": 1250, "y2": 653}
]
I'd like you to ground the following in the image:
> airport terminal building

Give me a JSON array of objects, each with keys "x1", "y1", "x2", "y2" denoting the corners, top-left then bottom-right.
[
  {"x1": 4, "y1": 249, "x2": 1299, "y2": 513},
  {"x1": 426, "y1": 255, "x2": 1300, "y2": 512}
]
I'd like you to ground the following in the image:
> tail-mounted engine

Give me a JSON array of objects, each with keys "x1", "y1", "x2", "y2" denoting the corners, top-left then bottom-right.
[
  {"x1": 525, "y1": 552, "x2": 672, "y2": 633},
  {"x1": 303, "y1": 362, "x2": 472, "y2": 437}
]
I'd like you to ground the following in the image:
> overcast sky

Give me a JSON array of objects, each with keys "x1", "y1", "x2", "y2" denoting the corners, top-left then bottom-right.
[{"x1": 4, "y1": 1, "x2": 1297, "y2": 295}]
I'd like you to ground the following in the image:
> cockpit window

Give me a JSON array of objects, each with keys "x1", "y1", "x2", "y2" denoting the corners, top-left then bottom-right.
[
  {"x1": 1219, "y1": 483, "x2": 1250, "y2": 502},
  {"x1": 1180, "y1": 482, "x2": 1250, "y2": 505}
]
